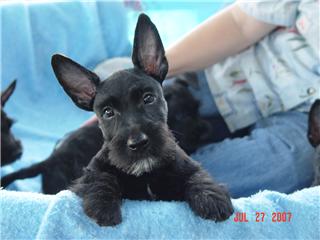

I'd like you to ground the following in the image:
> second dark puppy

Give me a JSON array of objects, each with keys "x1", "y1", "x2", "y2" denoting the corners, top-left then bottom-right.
[
  {"x1": 1, "y1": 121, "x2": 103, "y2": 194},
  {"x1": 165, "y1": 75, "x2": 214, "y2": 154},
  {"x1": 51, "y1": 14, "x2": 233, "y2": 226},
  {"x1": 1, "y1": 80, "x2": 23, "y2": 166}
]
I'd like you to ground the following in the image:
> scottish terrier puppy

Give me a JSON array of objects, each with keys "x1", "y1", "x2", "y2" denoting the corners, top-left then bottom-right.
[
  {"x1": 1, "y1": 80, "x2": 22, "y2": 166},
  {"x1": 0, "y1": 74, "x2": 212, "y2": 192},
  {"x1": 1, "y1": 121, "x2": 103, "y2": 193},
  {"x1": 51, "y1": 14, "x2": 233, "y2": 226},
  {"x1": 308, "y1": 99, "x2": 320, "y2": 186}
]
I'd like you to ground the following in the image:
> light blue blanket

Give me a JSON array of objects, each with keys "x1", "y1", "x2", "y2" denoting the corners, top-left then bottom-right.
[
  {"x1": 1, "y1": 187, "x2": 319, "y2": 239},
  {"x1": 1, "y1": 1, "x2": 319, "y2": 239}
]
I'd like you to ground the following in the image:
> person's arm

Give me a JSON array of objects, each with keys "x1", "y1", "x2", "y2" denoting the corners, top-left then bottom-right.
[{"x1": 166, "y1": 3, "x2": 277, "y2": 77}]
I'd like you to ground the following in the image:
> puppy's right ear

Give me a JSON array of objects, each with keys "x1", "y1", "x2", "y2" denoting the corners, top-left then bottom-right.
[
  {"x1": 308, "y1": 99, "x2": 320, "y2": 147},
  {"x1": 51, "y1": 54, "x2": 100, "y2": 111},
  {"x1": 1, "y1": 79, "x2": 16, "y2": 107}
]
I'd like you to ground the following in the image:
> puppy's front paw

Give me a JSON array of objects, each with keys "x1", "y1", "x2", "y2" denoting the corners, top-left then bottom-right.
[
  {"x1": 84, "y1": 201, "x2": 122, "y2": 227},
  {"x1": 187, "y1": 186, "x2": 234, "y2": 222}
]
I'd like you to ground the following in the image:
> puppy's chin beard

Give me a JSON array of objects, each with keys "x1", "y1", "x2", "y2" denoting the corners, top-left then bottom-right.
[
  {"x1": 122, "y1": 157, "x2": 159, "y2": 177},
  {"x1": 107, "y1": 123, "x2": 177, "y2": 176},
  {"x1": 107, "y1": 152, "x2": 162, "y2": 177},
  {"x1": 107, "y1": 141, "x2": 176, "y2": 177}
]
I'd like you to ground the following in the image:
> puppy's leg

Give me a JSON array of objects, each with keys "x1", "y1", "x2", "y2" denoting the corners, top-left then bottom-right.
[
  {"x1": 184, "y1": 168, "x2": 234, "y2": 222},
  {"x1": 70, "y1": 167, "x2": 122, "y2": 227},
  {"x1": 1, "y1": 161, "x2": 44, "y2": 187}
]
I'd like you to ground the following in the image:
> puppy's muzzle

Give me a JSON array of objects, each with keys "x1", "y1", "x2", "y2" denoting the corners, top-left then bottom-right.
[{"x1": 127, "y1": 132, "x2": 149, "y2": 151}]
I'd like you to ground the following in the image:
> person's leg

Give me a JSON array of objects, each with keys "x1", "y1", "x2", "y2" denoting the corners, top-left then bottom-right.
[{"x1": 191, "y1": 111, "x2": 314, "y2": 198}]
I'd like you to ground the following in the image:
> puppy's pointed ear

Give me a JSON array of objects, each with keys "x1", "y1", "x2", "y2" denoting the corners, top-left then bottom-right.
[
  {"x1": 51, "y1": 54, "x2": 100, "y2": 111},
  {"x1": 1, "y1": 79, "x2": 17, "y2": 107},
  {"x1": 308, "y1": 99, "x2": 320, "y2": 147},
  {"x1": 132, "y1": 13, "x2": 168, "y2": 84}
]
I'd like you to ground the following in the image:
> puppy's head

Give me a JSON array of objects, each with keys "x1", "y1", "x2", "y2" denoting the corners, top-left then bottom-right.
[
  {"x1": 1, "y1": 80, "x2": 23, "y2": 166},
  {"x1": 308, "y1": 99, "x2": 320, "y2": 148},
  {"x1": 164, "y1": 75, "x2": 212, "y2": 154},
  {"x1": 52, "y1": 14, "x2": 175, "y2": 176}
]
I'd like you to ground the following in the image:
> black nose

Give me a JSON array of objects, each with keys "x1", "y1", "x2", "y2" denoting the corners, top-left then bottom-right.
[{"x1": 127, "y1": 133, "x2": 149, "y2": 151}]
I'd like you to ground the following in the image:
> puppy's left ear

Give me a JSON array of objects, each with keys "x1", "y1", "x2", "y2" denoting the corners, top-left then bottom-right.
[
  {"x1": 132, "y1": 13, "x2": 168, "y2": 84},
  {"x1": 51, "y1": 54, "x2": 100, "y2": 111},
  {"x1": 1, "y1": 79, "x2": 16, "y2": 107},
  {"x1": 308, "y1": 99, "x2": 320, "y2": 147}
]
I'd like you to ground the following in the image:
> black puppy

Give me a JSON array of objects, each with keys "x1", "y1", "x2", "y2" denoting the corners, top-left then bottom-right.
[
  {"x1": 51, "y1": 14, "x2": 233, "y2": 226},
  {"x1": 1, "y1": 121, "x2": 103, "y2": 194},
  {"x1": 165, "y1": 74, "x2": 250, "y2": 154},
  {"x1": 0, "y1": 74, "x2": 211, "y2": 192},
  {"x1": 164, "y1": 73, "x2": 245, "y2": 154},
  {"x1": 1, "y1": 80, "x2": 22, "y2": 166},
  {"x1": 308, "y1": 99, "x2": 320, "y2": 186},
  {"x1": 164, "y1": 75, "x2": 214, "y2": 154}
]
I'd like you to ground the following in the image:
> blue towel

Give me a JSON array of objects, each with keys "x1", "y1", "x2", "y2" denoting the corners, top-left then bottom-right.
[{"x1": 1, "y1": 187, "x2": 319, "y2": 239}]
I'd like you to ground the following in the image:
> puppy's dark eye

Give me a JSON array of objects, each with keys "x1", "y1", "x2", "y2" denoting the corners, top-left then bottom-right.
[
  {"x1": 103, "y1": 106, "x2": 114, "y2": 118},
  {"x1": 143, "y1": 94, "x2": 155, "y2": 104}
]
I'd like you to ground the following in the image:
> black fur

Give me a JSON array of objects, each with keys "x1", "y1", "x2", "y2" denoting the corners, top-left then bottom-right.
[
  {"x1": 1, "y1": 80, "x2": 22, "y2": 166},
  {"x1": 0, "y1": 76, "x2": 214, "y2": 192},
  {"x1": 165, "y1": 76, "x2": 210, "y2": 154},
  {"x1": 165, "y1": 74, "x2": 250, "y2": 154},
  {"x1": 308, "y1": 99, "x2": 320, "y2": 148},
  {"x1": 1, "y1": 122, "x2": 103, "y2": 193},
  {"x1": 55, "y1": 14, "x2": 233, "y2": 226},
  {"x1": 308, "y1": 99, "x2": 320, "y2": 186}
]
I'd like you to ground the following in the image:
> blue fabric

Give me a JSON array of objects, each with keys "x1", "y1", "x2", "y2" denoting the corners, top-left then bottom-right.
[
  {"x1": 192, "y1": 111, "x2": 315, "y2": 198},
  {"x1": 204, "y1": 1, "x2": 320, "y2": 132},
  {"x1": 1, "y1": 0, "x2": 131, "y2": 192},
  {"x1": 1, "y1": 187, "x2": 319, "y2": 239},
  {"x1": 0, "y1": 190, "x2": 52, "y2": 240},
  {"x1": 189, "y1": 72, "x2": 315, "y2": 198}
]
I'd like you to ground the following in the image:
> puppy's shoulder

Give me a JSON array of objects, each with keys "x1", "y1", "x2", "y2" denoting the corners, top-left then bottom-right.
[{"x1": 172, "y1": 145, "x2": 201, "y2": 174}]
